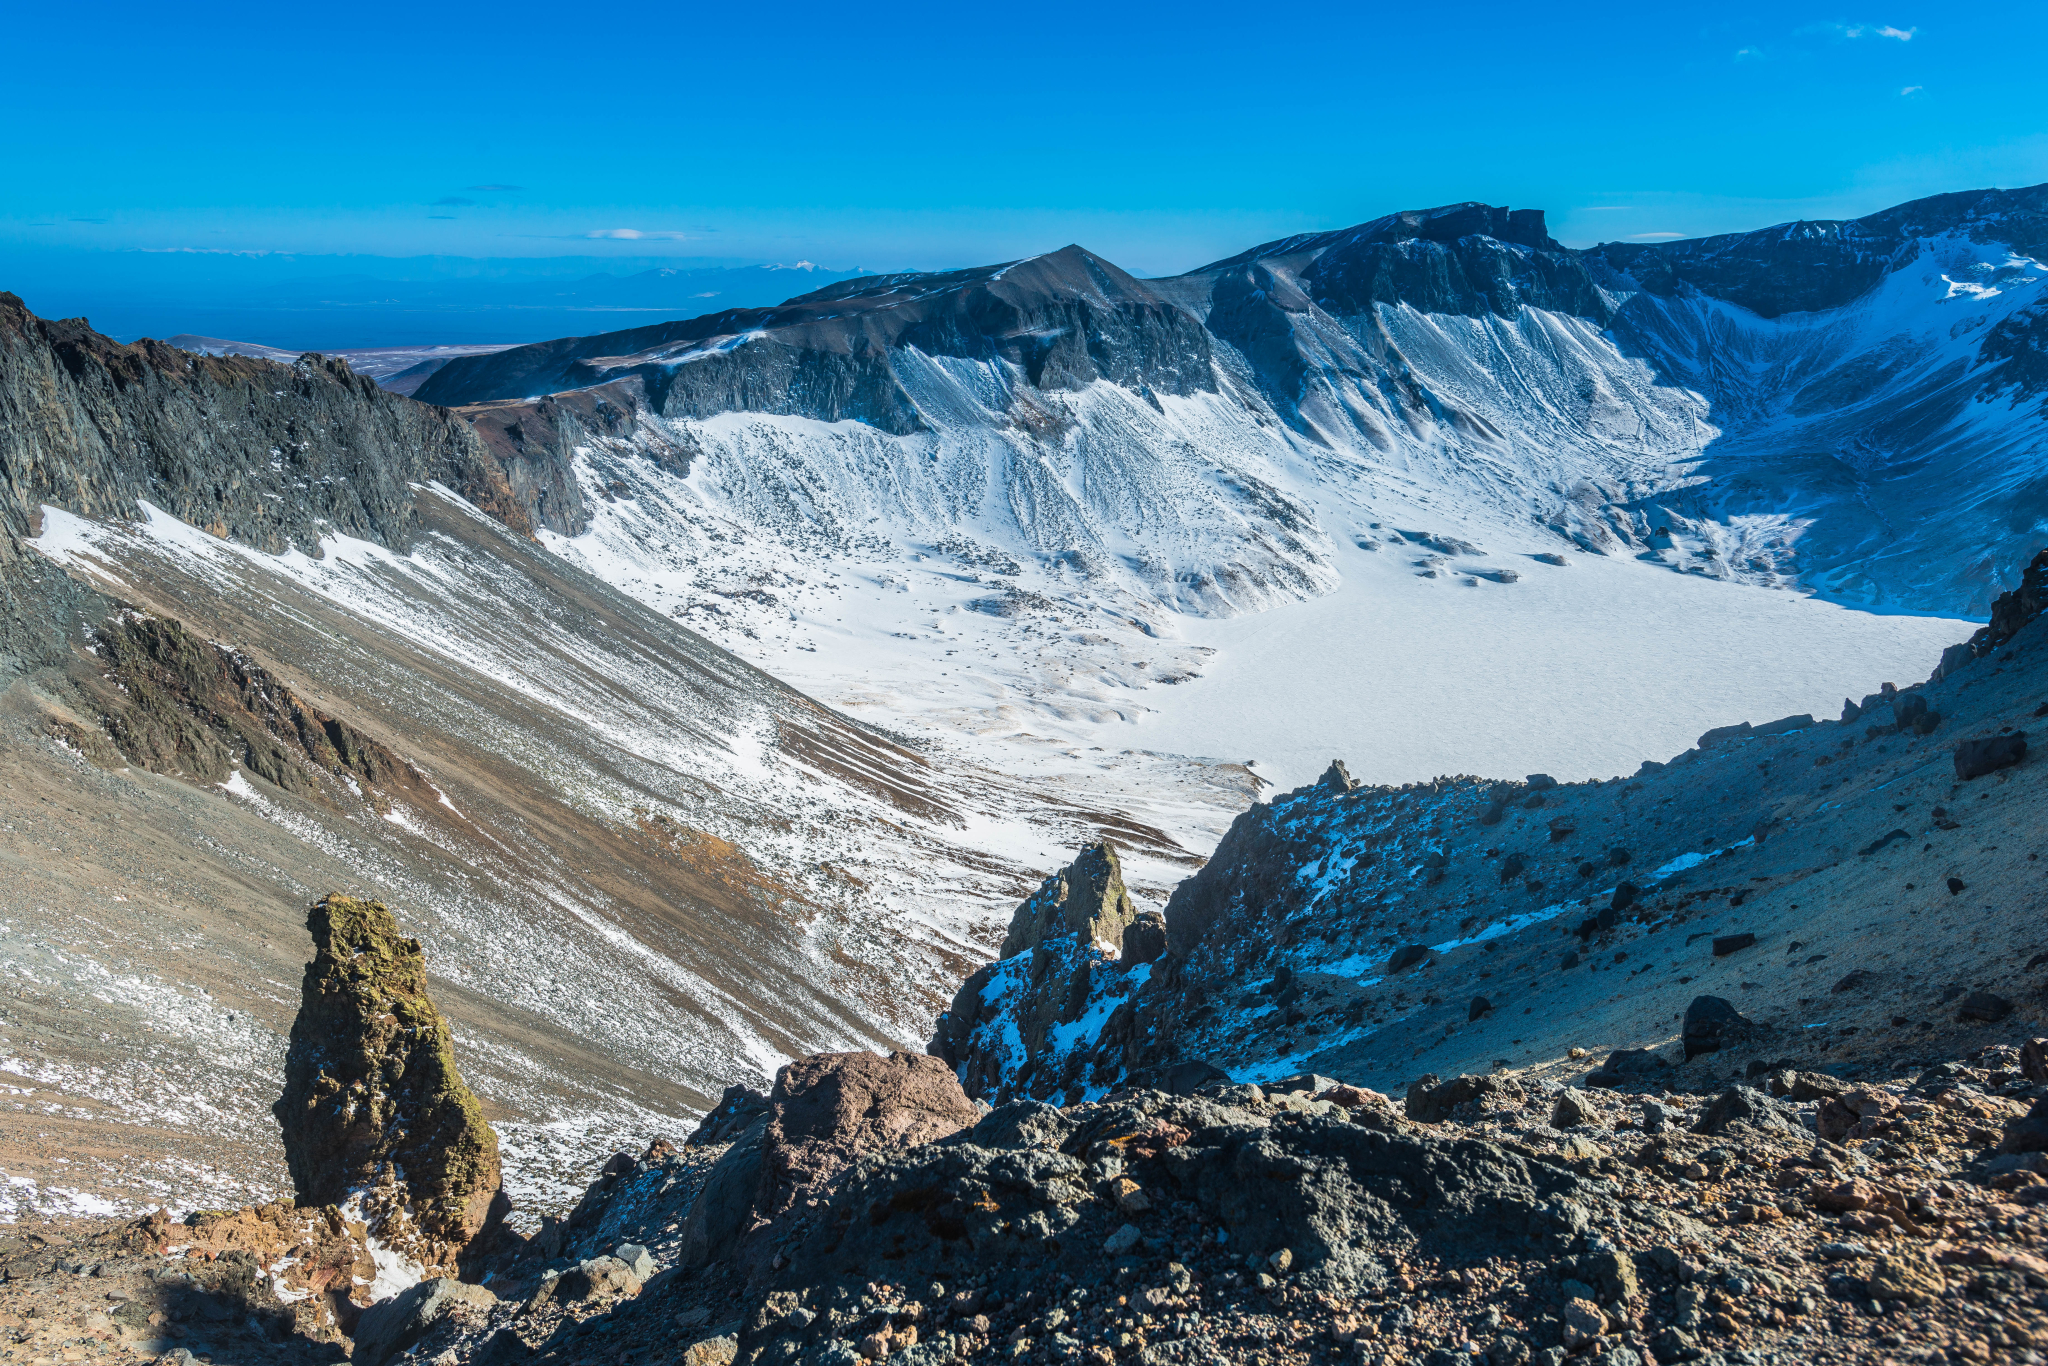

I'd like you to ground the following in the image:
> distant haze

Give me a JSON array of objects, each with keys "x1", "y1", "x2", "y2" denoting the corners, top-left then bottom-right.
[{"x1": 3, "y1": 253, "x2": 869, "y2": 349}]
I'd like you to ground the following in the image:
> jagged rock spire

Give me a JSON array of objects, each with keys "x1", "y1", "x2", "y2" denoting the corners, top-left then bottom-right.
[
  {"x1": 273, "y1": 894, "x2": 503, "y2": 1276},
  {"x1": 998, "y1": 841, "x2": 1137, "y2": 958}
]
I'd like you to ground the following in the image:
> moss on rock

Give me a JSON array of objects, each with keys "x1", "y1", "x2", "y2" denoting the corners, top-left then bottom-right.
[{"x1": 273, "y1": 894, "x2": 503, "y2": 1274}]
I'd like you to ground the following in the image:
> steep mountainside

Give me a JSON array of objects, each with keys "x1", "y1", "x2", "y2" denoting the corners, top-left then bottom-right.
[{"x1": 0, "y1": 298, "x2": 1217, "y2": 1227}]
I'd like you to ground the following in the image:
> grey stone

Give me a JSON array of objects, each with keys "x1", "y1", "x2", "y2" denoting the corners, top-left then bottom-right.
[{"x1": 351, "y1": 1278, "x2": 498, "y2": 1366}]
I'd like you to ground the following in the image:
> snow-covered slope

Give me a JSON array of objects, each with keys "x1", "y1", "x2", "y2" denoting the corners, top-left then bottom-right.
[{"x1": 412, "y1": 191, "x2": 2046, "y2": 799}]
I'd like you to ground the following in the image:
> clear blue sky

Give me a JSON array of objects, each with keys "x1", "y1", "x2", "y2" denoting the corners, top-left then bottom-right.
[{"x1": 5, "y1": 0, "x2": 2043, "y2": 278}]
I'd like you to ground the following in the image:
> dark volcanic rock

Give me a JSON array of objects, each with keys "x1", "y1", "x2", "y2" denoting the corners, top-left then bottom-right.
[
  {"x1": 1405, "y1": 1073, "x2": 1522, "y2": 1123},
  {"x1": 1957, "y1": 991, "x2": 2014, "y2": 1023},
  {"x1": 2001, "y1": 1099, "x2": 2048, "y2": 1154},
  {"x1": 1388, "y1": 944, "x2": 1431, "y2": 973},
  {"x1": 0, "y1": 295, "x2": 560, "y2": 683},
  {"x1": 688, "y1": 1084, "x2": 772, "y2": 1147},
  {"x1": 273, "y1": 895, "x2": 504, "y2": 1275},
  {"x1": 758, "y1": 1051, "x2": 977, "y2": 1225},
  {"x1": 734, "y1": 1090, "x2": 1610, "y2": 1366},
  {"x1": 1586, "y1": 185, "x2": 2048, "y2": 319},
  {"x1": 1964, "y1": 548, "x2": 2048, "y2": 656},
  {"x1": 1955, "y1": 733, "x2": 2027, "y2": 780},
  {"x1": 352, "y1": 1278, "x2": 498, "y2": 1366},
  {"x1": 1121, "y1": 910, "x2": 1168, "y2": 967},
  {"x1": 1693, "y1": 1085, "x2": 1798, "y2": 1137},
  {"x1": 1681, "y1": 996, "x2": 1751, "y2": 1060},
  {"x1": 680, "y1": 1050, "x2": 976, "y2": 1283}
]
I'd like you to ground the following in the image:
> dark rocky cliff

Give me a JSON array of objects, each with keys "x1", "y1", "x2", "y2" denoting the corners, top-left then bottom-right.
[{"x1": 0, "y1": 293, "x2": 572, "y2": 678}]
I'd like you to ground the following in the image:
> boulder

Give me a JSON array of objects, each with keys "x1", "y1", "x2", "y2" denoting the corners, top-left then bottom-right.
[
  {"x1": 1681, "y1": 996, "x2": 1750, "y2": 1060},
  {"x1": 1712, "y1": 933, "x2": 1757, "y2": 957},
  {"x1": 271, "y1": 895, "x2": 502, "y2": 1275},
  {"x1": 529, "y1": 1255, "x2": 642, "y2": 1311},
  {"x1": 1268, "y1": 1073, "x2": 1339, "y2": 1097},
  {"x1": 1407, "y1": 1073, "x2": 1524, "y2": 1122},
  {"x1": 689, "y1": 1083, "x2": 772, "y2": 1146},
  {"x1": 351, "y1": 1278, "x2": 497, "y2": 1366},
  {"x1": 2022, "y1": 1039, "x2": 2048, "y2": 1084},
  {"x1": 1469, "y1": 996, "x2": 1493, "y2": 1022},
  {"x1": 1698, "y1": 722, "x2": 1752, "y2": 749},
  {"x1": 2001, "y1": 1099, "x2": 2048, "y2": 1155},
  {"x1": 677, "y1": 1113, "x2": 768, "y2": 1269},
  {"x1": 1817, "y1": 1089, "x2": 1900, "y2": 1143},
  {"x1": 1955, "y1": 733, "x2": 2027, "y2": 780},
  {"x1": 1388, "y1": 944, "x2": 1430, "y2": 973},
  {"x1": 1584, "y1": 1048, "x2": 1670, "y2": 1088},
  {"x1": 970, "y1": 1100, "x2": 1079, "y2": 1151},
  {"x1": 1958, "y1": 991, "x2": 2013, "y2": 1023},
  {"x1": 1153, "y1": 1058, "x2": 1231, "y2": 1095},
  {"x1": 758, "y1": 1051, "x2": 978, "y2": 1224},
  {"x1": 1551, "y1": 1090, "x2": 1601, "y2": 1129},
  {"x1": 1693, "y1": 1085, "x2": 1796, "y2": 1136}
]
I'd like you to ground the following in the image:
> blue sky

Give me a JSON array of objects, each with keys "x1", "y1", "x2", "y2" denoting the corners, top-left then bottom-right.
[{"x1": 5, "y1": 0, "x2": 2043, "y2": 279}]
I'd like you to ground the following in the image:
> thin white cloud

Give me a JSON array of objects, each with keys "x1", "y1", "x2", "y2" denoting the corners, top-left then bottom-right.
[
  {"x1": 1900, "y1": 84, "x2": 1924, "y2": 95},
  {"x1": 586, "y1": 228, "x2": 699, "y2": 241},
  {"x1": 1805, "y1": 21, "x2": 1917, "y2": 40},
  {"x1": 1625, "y1": 232, "x2": 1688, "y2": 242}
]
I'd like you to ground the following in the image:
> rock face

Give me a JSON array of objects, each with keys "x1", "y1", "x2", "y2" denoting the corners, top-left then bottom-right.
[
  {"x1": 930, "y1": 843, "x2": 1153, "y2": 1103},
  {"x1": 273, "y1": 894, "x2": 504, "y2": 1275},
  {"x1": 69, "y1": 609, "x2": 430, "y2": 803},
  {"x1": 0, "y1": 293, "x2": 562, "y2": 681}
]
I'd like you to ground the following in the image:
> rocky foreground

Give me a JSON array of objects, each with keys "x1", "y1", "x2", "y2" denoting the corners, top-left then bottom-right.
[{"x1": 7, "y1": 1030, "x2": 2048, "y2": 1366}]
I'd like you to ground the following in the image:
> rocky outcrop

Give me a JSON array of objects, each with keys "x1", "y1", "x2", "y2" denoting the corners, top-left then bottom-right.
[
  {"x1": 273, "y1": 894, "x2": 504, "y2": 1276},
  {"x1": 0, "y1": 293, "x2": 553, "y2": 680},
  {"x1": 1965, "y1": 547, "x2": 2048, "y2": 658},
  {"x1": 62, "y1": 608, "x2": 430, "y2": 806},
  {"x1": 931, "y1": 843, "x2": 1158, "y2": 1103},
  {"x1": 674, "y1": 1050, "x2": 977, "y2": 1282},
  {"x1": 997, "y1": 841, "x2": 1139, "y2": 958}
]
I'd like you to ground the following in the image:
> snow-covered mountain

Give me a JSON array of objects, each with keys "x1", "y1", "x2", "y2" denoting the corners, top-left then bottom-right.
[{"x1": 411, "y1": 189, "x2": 2044, "y2": 791}]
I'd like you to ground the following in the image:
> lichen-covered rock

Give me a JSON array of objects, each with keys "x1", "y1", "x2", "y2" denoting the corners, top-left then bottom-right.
[
  {"x1": 998, "y1": 841, "x2": 1138, "y2": 958},
  {"x1": 273, "y1": 894, "x2": 503, "y2": 1275}
]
